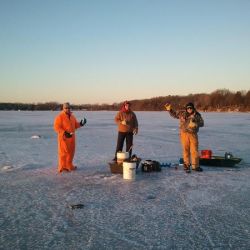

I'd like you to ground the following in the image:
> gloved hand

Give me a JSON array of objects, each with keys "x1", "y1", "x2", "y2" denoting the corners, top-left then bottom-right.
[
  {"x1": 164, "y1": 103, "x2": 171, "y2": 111},
  {"x1": 188, "y1": 119, "x2": 197, "y2": 129},
  {"x1": 121, "y1": 120, "x2": 127, "y2": 125},
  {"x1": 133, "y1": 128, "x2": 138, "y2": 135},
  {"x1": 80, "y1": 118, "x2": 87, "y2": 127},
  {"x1": 64, "y1": 131, "x2": 73, "y2": 138}
]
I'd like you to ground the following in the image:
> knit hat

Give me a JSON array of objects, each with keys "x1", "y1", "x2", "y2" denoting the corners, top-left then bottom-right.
[
  {"x1": 120, "y1": 100, "x2": 131, "y2": 112},
  {"x1": 124, "y1": 100, "x2": 131, "y2": 105},
  {"x1": 185, "y1": 102, "x2": 195, "y2": 109}
]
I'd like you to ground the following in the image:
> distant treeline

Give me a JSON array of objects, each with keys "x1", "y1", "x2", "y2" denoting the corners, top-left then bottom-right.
[{"x1": 1, "y1": 89, "x2": 250, "y2": 112}]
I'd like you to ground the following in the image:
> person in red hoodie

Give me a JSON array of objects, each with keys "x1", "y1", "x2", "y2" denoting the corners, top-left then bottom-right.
[
  {"x1": 114, "y1": 101, "x2": 138, "y2": 160},
  {"x1": 54, "y1": 103, "x2": 86, "y2": 173}
]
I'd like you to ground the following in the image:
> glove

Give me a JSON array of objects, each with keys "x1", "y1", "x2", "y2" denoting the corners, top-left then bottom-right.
[
  {"x1": 64, "y1": 131, "x2": 73, "y2": 138},
  {"x1": 80, "y1": 118, "x2": 87, "y2": 127},
  {"x1": 121, "y1": 120, "x2": 127, "y2": 125},
  {"x1": 188, "y1": 119, "x2": 197, "y2": 129},
  {"x1": 164, "y1": 103, "x2": 171, "y2": 111},
  {"x1": 133, "y1": 128, "x2": 138, "y2": 135}
]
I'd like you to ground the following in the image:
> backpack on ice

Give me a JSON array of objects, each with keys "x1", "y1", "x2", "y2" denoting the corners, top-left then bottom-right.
[{"x1": 141, "y1": 160, "x2": 161, "y2": 172}]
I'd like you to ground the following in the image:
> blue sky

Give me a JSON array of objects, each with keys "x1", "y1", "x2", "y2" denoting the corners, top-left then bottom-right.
[{"x1": 1, "y1": 0, "x2": 250, "y2": 104}]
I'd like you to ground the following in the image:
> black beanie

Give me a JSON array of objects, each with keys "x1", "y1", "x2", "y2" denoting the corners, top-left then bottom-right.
[{"x1": 185, "y1": 102, "x2": 195, "y2": 109}]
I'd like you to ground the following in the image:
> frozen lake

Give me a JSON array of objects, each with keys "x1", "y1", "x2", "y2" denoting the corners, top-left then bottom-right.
[{"x1": 1, "y1": 111, "x2": 250, "y2": 249}]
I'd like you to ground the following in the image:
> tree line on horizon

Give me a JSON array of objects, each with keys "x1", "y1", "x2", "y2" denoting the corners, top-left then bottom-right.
[{"x1": 1, "y1": 89, "x2": 250, "y2": 112}]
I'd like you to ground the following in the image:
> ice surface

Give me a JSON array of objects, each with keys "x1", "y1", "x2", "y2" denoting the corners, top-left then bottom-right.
[{"x1": 0, "y1": 111, "x2": 250, "y2": 249}]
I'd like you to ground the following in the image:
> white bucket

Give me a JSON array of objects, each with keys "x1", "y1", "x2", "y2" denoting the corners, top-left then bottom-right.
[
  {"x1": 123, "y1": 162, "x2": 136, "y2": 180},
  {"x1": 117, "y1": 152, "x2": 129, "y2": 163}
]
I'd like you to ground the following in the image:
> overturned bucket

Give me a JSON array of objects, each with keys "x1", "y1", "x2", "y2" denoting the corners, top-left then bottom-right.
[
  {"x1": 117, "y1": 151, "x2": 129, "y2": 163},
  {"x1": 123, "y1": 161, "x2": 136, "y2": 180}
]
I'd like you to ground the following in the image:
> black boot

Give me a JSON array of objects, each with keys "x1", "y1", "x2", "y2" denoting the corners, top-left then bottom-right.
[
  {"x1": 183, "y1": 164, "x2": 191, "y2": 173},
  {"x1": 193, "y1": 167, "x2": 203, "y2": 172}
]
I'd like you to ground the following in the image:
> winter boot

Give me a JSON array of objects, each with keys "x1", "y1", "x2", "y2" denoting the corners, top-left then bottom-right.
[
  {"x1": 193, "y1": 166, "x2": 203, "y2": 172},
  {"x1": 183, "y1": 164, "x2": 191, "y2": 173}
]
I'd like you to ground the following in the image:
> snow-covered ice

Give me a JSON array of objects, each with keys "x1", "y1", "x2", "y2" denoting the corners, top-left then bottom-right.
[{"x1": 0, "y1": 111, "x2": 250, "y2": 249}]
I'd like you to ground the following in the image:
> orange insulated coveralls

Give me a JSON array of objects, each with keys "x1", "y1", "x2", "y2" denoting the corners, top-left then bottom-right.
[{"x1": 54, "y1": 111, "x2": 81, "y2": 172}]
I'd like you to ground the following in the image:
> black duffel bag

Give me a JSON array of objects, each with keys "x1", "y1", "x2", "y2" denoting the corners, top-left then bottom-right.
[{"x1": 141, "y1": 160, "x2": 161, "y2": 172}]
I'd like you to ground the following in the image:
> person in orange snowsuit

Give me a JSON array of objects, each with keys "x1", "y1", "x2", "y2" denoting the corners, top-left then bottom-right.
[
  {"x1": 165, "y1": 102, "x2": 204, "y2": 173},
  {"x1": 54, "y1": 103, "x2": 86, "y2": 173}
]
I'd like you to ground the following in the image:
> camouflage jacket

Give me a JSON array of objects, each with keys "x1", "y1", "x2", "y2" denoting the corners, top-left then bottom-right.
[{"x1": 169, "y1": 109, "x2": 204, "y2": 133}]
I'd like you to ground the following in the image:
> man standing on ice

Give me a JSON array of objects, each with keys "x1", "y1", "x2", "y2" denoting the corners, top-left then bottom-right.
[
  {"x1": 54, "y1": 102, "x2": 86, "y2": 173},
  {"x1": 165, "y1": 102, "x2": 204, "y2": 173},
  {"x1": 114, "y1": 101, "x2": 138, "y2": 160}
]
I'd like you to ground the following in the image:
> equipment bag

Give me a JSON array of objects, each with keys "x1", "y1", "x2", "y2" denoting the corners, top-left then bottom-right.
[{"x1": 141, "y1": 160, "x2": 161, "y2": 172}]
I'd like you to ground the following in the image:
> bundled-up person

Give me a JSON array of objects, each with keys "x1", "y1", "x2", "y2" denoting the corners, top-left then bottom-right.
[
  {"x1": 165, "y1": 102, "x2": 204, "y2": 173},
  {"x1": 54, "y1": 102, "x2": 86, "y2": 173},
  {"x1": 114, "y1": 101, "x2": 138, "y2": 161}
]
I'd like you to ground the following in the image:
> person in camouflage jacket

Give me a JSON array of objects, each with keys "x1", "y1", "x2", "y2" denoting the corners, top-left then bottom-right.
[{"x1": 165, "y1": 102, "x2": 204, "y2": 173}]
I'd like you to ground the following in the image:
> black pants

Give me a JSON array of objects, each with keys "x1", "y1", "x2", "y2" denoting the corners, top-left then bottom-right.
[{"x1": 115, "y1": 132, "x2": 133, "y2": 158}]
